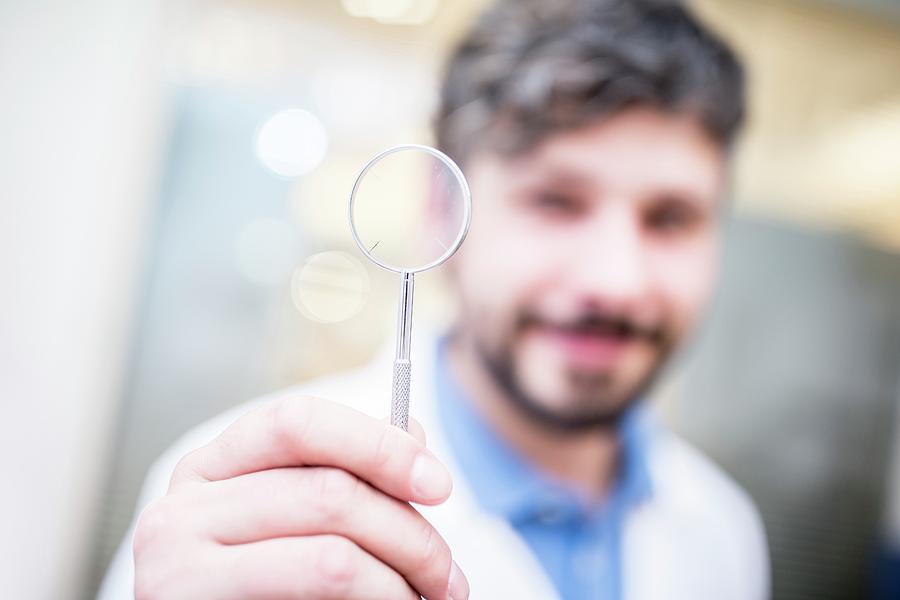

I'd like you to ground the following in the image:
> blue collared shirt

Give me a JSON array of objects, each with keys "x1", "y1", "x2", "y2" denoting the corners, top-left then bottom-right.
[{"x1": 434, "y1": 339, "x2": 654, "y2": 600}]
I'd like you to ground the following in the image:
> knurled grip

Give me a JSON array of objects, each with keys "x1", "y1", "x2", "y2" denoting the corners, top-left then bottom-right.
[{"x1": 391, "y1": 359, "x2": 411, "y2": 431}]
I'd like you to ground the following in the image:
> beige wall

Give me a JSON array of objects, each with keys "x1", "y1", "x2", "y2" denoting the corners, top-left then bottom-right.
[{"x1": 694, "y1": 0, "x2": 900, "y2": 246}]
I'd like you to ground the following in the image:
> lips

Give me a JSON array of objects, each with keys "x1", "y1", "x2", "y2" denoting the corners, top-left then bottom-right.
[{"x1": 528, "y1": 323, "x2": 638, "y2": 370}]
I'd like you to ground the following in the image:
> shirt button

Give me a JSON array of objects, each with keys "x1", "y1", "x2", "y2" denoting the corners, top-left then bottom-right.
[
  {"x1": 537, "y1": 505, "x2": 565, "y2": 524},
  {"x1": 573, "y1": 546, "x2": 607, "y2": 580},
  {"x1": 535, "y1": 493, "x2": 568, "y2": 524}
]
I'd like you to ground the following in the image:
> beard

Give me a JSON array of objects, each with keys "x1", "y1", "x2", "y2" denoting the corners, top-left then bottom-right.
[{"x1": 470, "y1": 309, "x2": 675, "y2": 432}]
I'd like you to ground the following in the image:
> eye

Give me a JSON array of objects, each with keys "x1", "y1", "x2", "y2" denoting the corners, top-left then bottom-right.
[
  {"x1": 529, "y1": 190, "x2": 584, "y2": 218},
  {"x1": 643, "y1": 199, "x2": 704, "y2": 234}
]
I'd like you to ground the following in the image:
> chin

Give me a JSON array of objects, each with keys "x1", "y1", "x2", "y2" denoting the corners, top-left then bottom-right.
[
  {"x1": 512, "y1": 392, "x2": 636, "y2": 431},
  {"x1": 506, "y1": 373, "x2": 639, "y2": 431},
  {"x1": 510, "y1": 356, "x2": 661, "y2": 430},
  {"x1": 475, "y1": 331, "x2": 666, "y2": 430}
]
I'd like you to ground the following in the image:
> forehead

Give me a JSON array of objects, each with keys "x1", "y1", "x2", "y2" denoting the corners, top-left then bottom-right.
[{"x1": 486, "y1": 108, "x2": 727, "y2": 202}]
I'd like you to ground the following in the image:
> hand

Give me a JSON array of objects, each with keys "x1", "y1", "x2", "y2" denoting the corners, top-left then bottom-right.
[{"x1": 133, "y1": 395, "x2": 470, "y2": 599}]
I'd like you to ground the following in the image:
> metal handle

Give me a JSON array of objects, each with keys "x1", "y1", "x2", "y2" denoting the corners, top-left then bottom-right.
[
  {"x1": 391, "y1": 359, "x2": 411, "y2": 431},
  {"x1": 390, "y1": 272, "x2": 414, "y2": 431}
]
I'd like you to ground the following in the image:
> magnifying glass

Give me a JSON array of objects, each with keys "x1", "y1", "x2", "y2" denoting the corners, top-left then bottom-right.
[{"x1": 349, "y1": 144, "x2": 472, "y2": 431}]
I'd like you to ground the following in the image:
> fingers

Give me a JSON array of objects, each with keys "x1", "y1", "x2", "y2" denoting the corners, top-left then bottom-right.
[
  {"x1": 170, "y1": 396, "x2": 451, "y2": 505},
  {"x1": 136, "y1": 534, "x2": 420, "y2": 600},
  {"x1": 408, "y1": 418, "x2": 427, "y2": 445},
  {"x1": 229, "y1": 536, "x2": 419, "y2": 600},
  {"x1": 194, "y1": 466, "x2": 459, "y2": 600},
  {"x1": 138, "y1": 400, "x2": 467, "y2": 600},
  {"x1": 382, "y1": 416, "x2": 427, "y2": 445}
]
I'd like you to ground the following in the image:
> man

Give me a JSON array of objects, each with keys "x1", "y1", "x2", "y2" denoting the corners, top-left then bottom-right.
[{"x1": 101, "y1": 0, "x2": 769, "y2": 598}]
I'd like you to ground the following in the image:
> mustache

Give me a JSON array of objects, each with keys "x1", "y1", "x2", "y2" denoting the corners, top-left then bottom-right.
[{"x1": 519, "y1": 311, "x2": 665, "y2": 344}]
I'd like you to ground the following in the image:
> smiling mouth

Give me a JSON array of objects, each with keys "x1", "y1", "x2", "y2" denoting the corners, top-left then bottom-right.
[{"x1": 524, "y1": 317, "x2": 659, "y2": 369}]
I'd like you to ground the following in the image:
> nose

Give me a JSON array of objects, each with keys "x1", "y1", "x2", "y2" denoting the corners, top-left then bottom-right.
[{"x1": 564, "y1": 201, "x2": 649, "y2": 310}]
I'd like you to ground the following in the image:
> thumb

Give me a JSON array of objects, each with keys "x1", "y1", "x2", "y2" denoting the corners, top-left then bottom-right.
[
  {"x1": 381, "y1": 415, "x2": 427, "y2": 446},
  {"x1": 407, "y1": 417, "x2": 427, "y2": 446}
]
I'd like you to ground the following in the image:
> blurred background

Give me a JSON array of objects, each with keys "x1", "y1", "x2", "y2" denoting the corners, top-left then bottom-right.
[{"x1": 1, "y1": 0, "x2": 899, "y2": 598}]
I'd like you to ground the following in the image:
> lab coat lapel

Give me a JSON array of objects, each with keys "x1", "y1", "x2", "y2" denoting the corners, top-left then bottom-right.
[
  {"x1": 407, "y1": 337, "x2": 701, "y2": 600},
  {"x1": 358, "y1": 333, "x2": 561, "y2": 599}
]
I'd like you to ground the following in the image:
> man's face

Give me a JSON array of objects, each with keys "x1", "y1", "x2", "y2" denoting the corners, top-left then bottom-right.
[{"x1": 448, "y1": 107, "x2": 727, "y2": 428}]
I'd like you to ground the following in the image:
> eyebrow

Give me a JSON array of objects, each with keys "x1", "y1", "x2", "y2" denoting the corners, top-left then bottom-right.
[
  {"x1": 513, "y1": 159, "x2": 595, "y2": 191},
  {"x1": 546, "y1": 168, "x2": 594, "y2": 189},
  {"x1": 511, "y1": 160, "x2": 718, "y2": 209}
]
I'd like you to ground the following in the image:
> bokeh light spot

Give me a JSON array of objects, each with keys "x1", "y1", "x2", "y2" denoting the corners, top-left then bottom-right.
[
  {"x1": 292, "y1": 251, "x2": 369, "y2": 323},
  {"x1": 254, "y1": 108, "x2": 327, "y2": 178}
]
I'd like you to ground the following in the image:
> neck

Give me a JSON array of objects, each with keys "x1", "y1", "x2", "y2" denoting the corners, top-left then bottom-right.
[{"x1": 446, "y1": 332, "x2": 620, "y2": 500}]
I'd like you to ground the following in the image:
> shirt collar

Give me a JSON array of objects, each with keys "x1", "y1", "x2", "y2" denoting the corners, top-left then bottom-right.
[{"x1": 434, "y1": 337, "x2": 654, "y2": 526}]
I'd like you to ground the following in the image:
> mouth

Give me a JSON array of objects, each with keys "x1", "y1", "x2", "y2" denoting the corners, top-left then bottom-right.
[{"x1": 525, "y1": 318, "x2": 655, "y2": 370}]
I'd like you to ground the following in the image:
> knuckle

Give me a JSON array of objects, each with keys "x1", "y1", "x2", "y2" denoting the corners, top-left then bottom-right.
[
  {"x1": 370, "y1": 424, "x2": 399, "y2": 473},
  {"x1": 169, "y1": 449, "x2": 203, "y2": 486},
  {"x1": 133, "y1": 499, "x2": 189, "y2": 600},
  {"x1": 315, "y1": 466, "x2": 359, "y2": 497},
  {"x1": 415, "y1": 519, "x2": 451, "y2": 577},
  {"x1": 308, "y1": 467, "x2": 360, "y2": 524},
  {"x1": 132, "y1": 495, "x2": 211, "y2": 600},
  {"x1": 133, "y1": 499, "x2": 175, "y2": 558},
  {"x1": 313, "y1": 536, "x2": 360, "y2": 597},
  {"x1": 270, "y1": 394, "x2": 320, "y2": 452}
]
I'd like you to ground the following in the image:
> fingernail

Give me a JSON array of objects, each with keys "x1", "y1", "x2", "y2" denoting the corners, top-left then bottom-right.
[
  {"x1": 448, "y1": 561, "x2": 469, "y2": 600},
  {"x1": 410, "y1": 452, "x2": 452, "y2": 502}
]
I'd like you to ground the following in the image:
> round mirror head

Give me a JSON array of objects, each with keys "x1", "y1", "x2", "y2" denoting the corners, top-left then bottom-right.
[{"x1": 349, "y1": 144, "x2": 471, "y2": 274}]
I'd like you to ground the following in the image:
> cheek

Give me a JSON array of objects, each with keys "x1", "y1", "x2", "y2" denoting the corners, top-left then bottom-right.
[
  {"x1": 650, "y1": 234, "x2": 719, "y2": 330},
  {"x1": 454, "y1": 208, "x2": 548, "y2": 301}
]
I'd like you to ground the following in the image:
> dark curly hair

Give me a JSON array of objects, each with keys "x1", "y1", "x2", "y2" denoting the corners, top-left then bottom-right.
[{"x1": 435, "y1": 0, "x2": 745, "y2": 165}]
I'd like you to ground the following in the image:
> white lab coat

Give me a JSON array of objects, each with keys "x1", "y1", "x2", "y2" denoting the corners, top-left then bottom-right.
[{"x1": 100, "y1": 336, "x2": 770, "y2": 599}]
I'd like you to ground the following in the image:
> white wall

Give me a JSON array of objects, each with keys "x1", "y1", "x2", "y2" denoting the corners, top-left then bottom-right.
[{"x1": 0, "y1": 1, "x2": 165, "y2": 597}]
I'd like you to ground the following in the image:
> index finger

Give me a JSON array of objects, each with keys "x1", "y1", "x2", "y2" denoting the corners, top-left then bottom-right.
[{"x1": 169, "y1": 396, "x2": 452, "y2": 505}]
